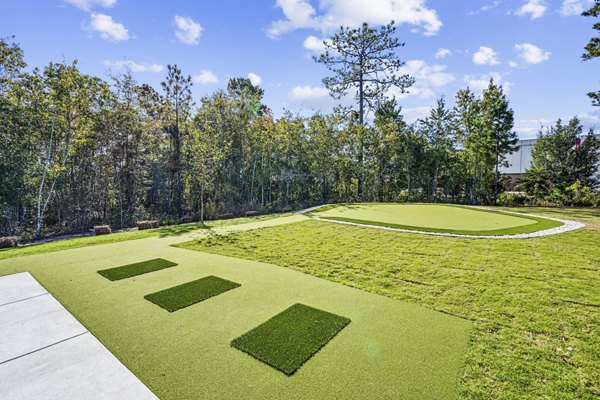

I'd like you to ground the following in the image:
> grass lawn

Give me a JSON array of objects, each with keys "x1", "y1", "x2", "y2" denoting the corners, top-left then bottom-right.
[
  {"x1": 181, "y1": 207, "x2": 600, "y2": 399},
  {"x1": 98, "y1": 258, "x2": 177, "y2": 281},
  {"x1": 311, "y1": 203, "x2": 563, "y2": 235},
  {"x1": 0, "y1": 212, "x2": 290, "y2": 262},
  {"x1": 145, "y1": 275, "x2": 240, "y2": 312},
  {"x1": 0, "y1": 214, "x2": 471, "y2": 399},
  {"x1": 231, "y1": 303, "x2": 350, "y2": 375}
]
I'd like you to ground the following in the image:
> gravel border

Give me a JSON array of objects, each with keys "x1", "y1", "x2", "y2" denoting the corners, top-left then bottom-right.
[{"x1": 307, "y1": 205, "x2": 585, "y2": 239}]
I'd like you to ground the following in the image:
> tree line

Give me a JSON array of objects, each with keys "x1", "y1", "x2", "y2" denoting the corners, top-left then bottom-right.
[{"x1": 0, "y1": 16, "x2": 598, "y2": 239}]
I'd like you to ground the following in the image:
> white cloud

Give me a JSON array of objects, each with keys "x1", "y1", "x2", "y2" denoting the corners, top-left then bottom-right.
[
  {"x1": 268, "y1": 0, "x2": 442, "y2": 38},
  {"x1": 87, "y1": 13, "x2": 129, "y2": 41},
  {"x1": 515, "y1": 0, "x2": 547, "y2": 19},
  {"x1": 579, "y1": 112, "x2": 600, "y2": 126},
  {"x1": 508, "y1": 61, "x2": 519, "y2": 68},
  {"x1": 248, "y1": 72, "x2": 262, "y2": 86},
  {"x1": 192, "y1": 70, "x2": 218, "y2": 85},
  {"x1": 434, "y1": 48, "x2": 451, "y2": 59},
  {"x1": 303, "y1": 35, "x2": 327, "y2": 53},
  {"x1": 287, "y1": 60, "x2": 455, "y2": 112},
  {"x1": 464, "y1": 72, "x2": 512, "y2": 94},
  {"x1": 288, "y1": 85, "x2": 343, "y2": 112},
  {"x1": 392, "y1": 59, "x2": 455, "y2": 100},
  {"x1": 65, "y1": 0, "x2": 116, "y2": 11},
  {"x1": 514, "y1": 43, "x2": 550, "y2": 64},
  {"x1": 560, "y1": 0, "x2": 593, "y2": 16},
  {"x1": 472, "y1": 46, "x2": 499, "y2": 65},
  {"x1": 289, "y1": 85, "x2": 329, "y2": 102},
  {"x1": 269, "y1": 0, "x2": 319, "y2": 37},
  {"x1": 467, "y1": 1, "x2": 501, "y2": 15},
  {"x1": 103, "y1": 60, "x2": 163, "y2": 73},
  {"x1": 514, "y1": 118, "x2": 554, "y2": 136},
  {"x1": 402, "y1": 106, "x2": 432, "y2": 123},
  {"x1": 174, "y1": 15, "x2": 203, "y2": 45},
  {"x1": 515, "y1": 112, "x2": 599, "y2": 137}
]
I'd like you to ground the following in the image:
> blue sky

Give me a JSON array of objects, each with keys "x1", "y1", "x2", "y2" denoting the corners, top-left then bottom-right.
[{"x1": 1, "y1": 0, "x2": 598, "y2": 138}]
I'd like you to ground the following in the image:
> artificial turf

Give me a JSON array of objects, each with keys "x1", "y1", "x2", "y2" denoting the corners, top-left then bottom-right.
[
  {"x1": 0, "y1": 214, "x2": 472, "y2": 399},
  {"x1": 231, "y1": 303, "x2": 350, "y2": 375},
  {"x1": 144, "y1": 275, "x2": 240, "y2": 312},
  {"x1": 311, "y1": 203, "x2": 563, "y2": 235},
  {"x1": 98, "y1": 258, "x2": 177, "y2": 281}
]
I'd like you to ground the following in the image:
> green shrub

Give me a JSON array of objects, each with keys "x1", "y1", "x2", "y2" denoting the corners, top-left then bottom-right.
[
  {"x1": 547, "y1": 181, "x2": 599, "y2": 207},
  {"x1": 497, "y1": 192, "x2": 530, "y2": 207},
  {"x1": 395, "y1": 190, "x2": 428, "y2": 203}
]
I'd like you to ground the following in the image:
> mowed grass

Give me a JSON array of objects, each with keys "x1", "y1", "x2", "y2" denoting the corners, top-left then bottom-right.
[
  {"x1": 311, "y1": 203, "x2": 563, "y2": 235},
  {"x1": 145, "y1": 275, "x2": 240, "y2": 312},
  {"x1": 231, "y1": 303, "x2": 351, "y2": 375},
  {"x1": 0, "y1": 213, "x2": 289, "y2": 262},
  {"x1": 98, "y1": 258, "x2": 177, "y2": 281},
  {"x1": 180, "y1": 207, "x2": 600, "y2": 400}
]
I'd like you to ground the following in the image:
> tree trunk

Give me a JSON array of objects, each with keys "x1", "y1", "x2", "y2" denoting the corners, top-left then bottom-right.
[
  {"x1": 35, "y1": 111, "x2": 57, "y2": 239},
  {"x1": 200, "y1": 179, "x2": 205, "y2": 223},
  {"x1": 357, "y1": 69, "x2": 364, "y2": 200},
  {"x1": 250, "y1": 157, "x2": 256, "y2": 206},
  {"x1": 261, "y1": 154, "x2": 265, "y2": 207},
  {"x1": 494, "y1": 141, "x2": 500, "y2": 206},
  {"x1": 432, "y1": 166, "x2": 438, "y2": 203}
]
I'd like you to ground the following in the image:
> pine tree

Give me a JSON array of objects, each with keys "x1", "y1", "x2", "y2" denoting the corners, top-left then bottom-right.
[{"x1": 315, "y1": 21, "x2": 414, "y2": 199}]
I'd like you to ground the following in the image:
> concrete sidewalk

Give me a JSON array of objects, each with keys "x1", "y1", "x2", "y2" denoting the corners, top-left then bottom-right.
[{"x1": 0, "y1": 272, "x2": 158, "y2": 400}]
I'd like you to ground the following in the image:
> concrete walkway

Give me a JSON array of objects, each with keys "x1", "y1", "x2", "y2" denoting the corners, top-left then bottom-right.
[{"x1": 0, "y1": 272, "x2": 158, "y2": 400}]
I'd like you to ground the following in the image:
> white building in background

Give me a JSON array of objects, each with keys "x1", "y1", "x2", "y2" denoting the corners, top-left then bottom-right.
[
  {"x1": 500, "y1": 135, "x2": 600, "y2": 189},
  {"x1": 500, "y1": 138, "x2": 536, "y2": 176}
]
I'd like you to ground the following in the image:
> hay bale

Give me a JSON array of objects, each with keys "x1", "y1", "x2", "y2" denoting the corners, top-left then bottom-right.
[
  {"x1": 0, "y1": 236, "x2": 20, "y2": 248},
  {"x1": 137, "y1": 220, "x2": 160, "y2": 230},
  {"x1": 94, "y1": 225, "x2": 111, "y2": 235},
  {"x1": 245, "y1": 210, "x2": 260, "y2": 216}
]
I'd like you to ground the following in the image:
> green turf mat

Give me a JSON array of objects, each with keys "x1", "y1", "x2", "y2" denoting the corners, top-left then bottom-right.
[
  {"x1": 98, "y1": 258, "x2": 177, "y2": 281},
  {"x1": 145, "y1": 275, "x2": 240, "y2": 312},
  {"x1": 231, "y1": 303, "x2": 350, "y2": 375}
]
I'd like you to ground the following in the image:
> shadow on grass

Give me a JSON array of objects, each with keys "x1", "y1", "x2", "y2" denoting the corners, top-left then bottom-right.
[
  {"x1": 174, "y1": 231, "x2": 241, "y2": 251},
  {"x1": 156, "y1": 222, "x2": 209, "y2": 237}
]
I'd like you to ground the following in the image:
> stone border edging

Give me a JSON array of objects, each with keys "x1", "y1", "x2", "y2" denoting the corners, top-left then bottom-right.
[{"x1": 304, "y1": 205, "x2": 585, "y2": 239}]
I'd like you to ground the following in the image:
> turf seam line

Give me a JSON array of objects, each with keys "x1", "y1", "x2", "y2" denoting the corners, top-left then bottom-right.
[
  {"x1": 0, "y1": 331, "x2": 89, "y2": 365},
  {"x1": 0, "y1": 292, "x2": 49, "y2": 307}
]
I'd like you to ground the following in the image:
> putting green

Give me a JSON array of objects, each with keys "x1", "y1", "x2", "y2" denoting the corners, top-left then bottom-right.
[
  {"x1": 312, "y1": 203, "x2": 562, "y2": 235},
  {"x1": 0, "y1": 215, "x2": 471, "y2": 400}
]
